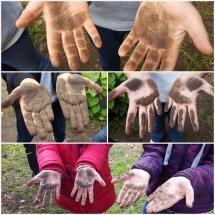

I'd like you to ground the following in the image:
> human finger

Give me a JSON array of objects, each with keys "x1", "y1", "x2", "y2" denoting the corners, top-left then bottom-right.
[
  {"x1": 16, "y1": 2, "x2": 43, "y2": 28},
  {"x1": 139, "y1": 106, "x2": 147, "y2": 138},
  {"x1": 1, "y1": 86, "x2": 23, "y2": 108},
  {"x1": 61, "y1": 31, "x2": 80, "y2": 70},
  {"x1": 147, "y1": 104, "x2": 154, "y2": 132},
  {"x1": 188, "y1": 105, "x2": 199, "y2": 132},
  {"x1": 83, "y1": 77, "x2": 102, "y2": 94},
  {"x1": 50, "y1": 189, "x2": 55, "y2": 205},
  {"x1": 124, "y1": 43, "x2": 149, "y2": 71},
  {"x1": 119, "y1": 189, "x2": 132, "y2": 208},
  {"x1": 40, "y1": 110, "x2": 53, "y2": 133},
  {"x1": 177, "y1": 105, "x2": 187, "y2": 132},
  {"x1": 133, "y1": 190, "x2": 144, "y2": 203},
  {"x1": 46, "y1": 25, "x2": 61, "y2": 68},
  {"x1": 88, "y1": 186, "x2": 94, "y2": 203},
  {"x1": 74, "y1": 27, "x2": 89, "y2": 63},
  {"x1": 46, "y1": 104, "x2": 54, "y2": 121},
  {"x1": 184, "y1": 6, "x2": 213, "y2": 55},
  {"x1": 81, "y1": 102, "x2": 89, "y2": 127},
  {"x1": 73, "y1": 105, "x2": 84, "y2": 132},
  {"x1": 169, "y1": 104, "x2": 178, "y2": 128},
  {"x1": 108, "y1": 84, "x2": 127, "y2": 101},
  {"x1": 42, "y1": 190, "x2": 50, "y2": 208},
  {"x1": 71, "y1": 182, "x2": 78, "y2": 197},
  {"x1": 32, "y1": 112, "x2": 47, "y2": 139},
  {"x1": 59, "y1": 100, "x2": 70, "y2": 119},
  {"x1": 154, "y1": 97, "x2": 162, "y2": 115},
  {"x1": 201, "y1": 80, "x2": 214, "y2": 97},
  {"x1": 75, "y1": 186, "x2": 82, "y2": 202},
  {"x1": 118, "y1": 30, "x2": 138, "y2": 57},
  {"x1": 26, "y1": 174, "x2": 42, "y2": 187},
  {"x1": 81, "y1": 188, "x2": 87, "y2": 206},
  {"x1": 21, "y1": 107, "x2": 37, "y2": 136},
  {"x1": 68, "y1": 104, "x2": 78, "y2": 130},
  {"x1": 93, "y1": 172, "x2": 106, "y2": 187},
  {"x1": 185, "y1": 190, "x2": 194, "y2": 208},
  {"x1": 117, "y1": 186, "x2": 128, "y2": 205},
  {"x1": 164, "y1": 97, "x2": 173, "y2": 112},
  {"x1": 34, "y1": 186, "x2": 44, "y2": 204},
  {"x1": 84, "y1": 18, "x2": 102, "y2": 48},
  {"x1": 159, "y1": 48, "x2": 180, "y2": 71},
  {"x1": 111, "y1": 171, "x2": 132, "y2": 184},
  {"x1": 125, "y1": 102, "x2": 138, "y2": 135},
  {"x1": 141, "y1": 49, "x2": 162, "y2": 71}
]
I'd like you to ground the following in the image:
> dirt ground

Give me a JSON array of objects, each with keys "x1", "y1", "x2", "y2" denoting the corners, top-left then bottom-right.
[{"x1": 1, "y1": 1, "x2": 214, "y2": 142}]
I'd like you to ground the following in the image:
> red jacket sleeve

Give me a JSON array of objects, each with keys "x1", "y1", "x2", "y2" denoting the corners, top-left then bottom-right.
[
  {"x1": 76, "y1": 144, "x2": 112, "y2": 171},
  {"x1": 37, "y1": 144, "x2": 66, "y2": 177}
]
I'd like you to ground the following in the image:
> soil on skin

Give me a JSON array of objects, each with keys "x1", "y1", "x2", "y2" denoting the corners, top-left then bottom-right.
[
  {"x1": 1, "y1": 80, "x2": 102, "y2": 142},
  {"x1": 1, "y1": 1, "x2": 214, "y2": 142}
]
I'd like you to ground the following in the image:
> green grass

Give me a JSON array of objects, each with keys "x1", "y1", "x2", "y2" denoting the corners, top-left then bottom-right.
[{"x1": 1, "y1": 144, "x2": 214, "y2": 214}]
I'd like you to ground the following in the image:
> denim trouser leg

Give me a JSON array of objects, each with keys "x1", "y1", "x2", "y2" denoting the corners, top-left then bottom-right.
[
  {"x1": 150, "y1": 103, "x2": 166, "y2": 142},
  {"x1": 150, "y1": 103, "x2": 184, "y2": 142},
  {"x1": 51, "y1": 101, "x2": 66, "y2": 142},
  {"x1": 88, "y1": 25, "x2": 129, "y2": 71},
  {"x1": 2, "y1": 29, "x2": 59, "y2": 71},
  {"x1": 15, "y1": 101, "x2": 66, "y2": 142},
  {"x1": 90, "y1": 127, "x2": 107, "y2": 142}
]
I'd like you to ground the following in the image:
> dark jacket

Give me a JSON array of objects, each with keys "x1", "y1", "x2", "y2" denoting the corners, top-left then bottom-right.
[
  {"x1": 132, "y1": 144, "x2": 213, "y2": 213},
  {"x1": 37, "y1": 144, "x2": 116, "y2": 213}
]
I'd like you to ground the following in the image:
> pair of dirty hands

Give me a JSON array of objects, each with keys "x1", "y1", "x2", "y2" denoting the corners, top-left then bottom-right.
[
  {"x1": 1, "y1": 73, "x2": 102, "y2": 139},
  {"x1": 16, "y1": 2, "x2": 213, "y2": 71},
  {"x1": 27, "y1": 168, "x2": 194, "y2": 213},
  {"x1": 109, "y1": 73, "x2": 214, "y2": 138}
]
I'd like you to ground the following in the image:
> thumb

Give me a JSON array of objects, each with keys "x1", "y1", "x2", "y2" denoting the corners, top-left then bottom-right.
[
  {"x1": 184, "y1": 6, "x2": 213, "y2": 55},
  {"x1": 108, "y1": 82, "x2": 128, "y2": 101},
  {"x1": 111, "y1": 171, "x2": 130, "y2": 184},
  {"x1": 2, "y1": 86, "x2": 23, "y2": 108},
  {"x1": 26, "y1": 174, "x2": 42, "y2": 187},
  {"x1": 94, "y1": 172, "x2": 106, "y2": 187},
  {"x1": 16, "y1": 2, "x2": 43, "y2": 28},
  {"x1": 185, "y1": 192, "x2": 194, "y2": 208},
  {"x1": 55, "y1": 183, "x2": 61, "y2": 200},
  {"x1": 83, "y1": 77, "x2": 103, "y2": 94},
  {"x1": 201, "y1": 80, "x2": 214, "y2": 97}
]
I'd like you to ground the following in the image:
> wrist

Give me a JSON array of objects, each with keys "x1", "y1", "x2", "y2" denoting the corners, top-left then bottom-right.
[
  {"x1": 76, "y1": 164, "x2": 93, "y2": 172},
  {"x1": 124, "y1": 72, "x2": 151, "y2": 79}
]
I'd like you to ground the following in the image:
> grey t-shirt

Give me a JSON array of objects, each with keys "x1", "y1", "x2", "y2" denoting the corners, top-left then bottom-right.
[
  {"x1": 1, "y1": 1, "x2": 25, "y2": 52},
  {"x1": 150, "y1": 73, "x2": 181, "y2": 102},
  {"x1": 89, "y1": 1, "x2": 140, "y2": 31}
]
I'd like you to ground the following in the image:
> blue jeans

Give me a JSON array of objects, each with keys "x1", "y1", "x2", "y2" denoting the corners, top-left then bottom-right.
[
  {"x1": 88, "y1": 25, "x2": 129, "y2": 71},
  {"x1": 2, "y1": 29, "x2": 58, "y2": 71},
  {"x1": 142, "y1": 199, "x2": 175, "y2": 214},
  {"x1": 91, "y1": 127, "x2": 107, "y2": 142},
  {"x1": 151, "y1": 103, "x2": 184, "y2": 142},
  {"x1": 15, "y1": 101, "x2": 66, "y2": 142}
]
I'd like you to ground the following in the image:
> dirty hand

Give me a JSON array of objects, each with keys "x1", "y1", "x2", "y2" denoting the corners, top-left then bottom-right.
[
  {"x1": 112, "y1": 169, "x2": 150, "y2": 208},
  {"x1": 146, "y1": 176, "x2": 194, "y2": 213},
  {"x1": 119, "y1": 2, "x2": 213, "y2": 71},
  {"x1": 71, "y1": 166, "x2": 106, "y2": 205},
  {"x1": 164, "y1": 74, "x2": 214, "y2": 132},
  {"x1": 108, "y1": 73, "x2": 162, "y2": 138},
  {"x1": 56, "y1": 73, "x2": 102, "y2": 132},
  {"x1": 16, "y1": 1, "x2": 102, "y2": 70},
  {"x1": 26, "y1": 170, "x2": 61, "y2": 208},
  {"x1": 1, "y1": 78, "x2": 54, "y2": 139}
]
